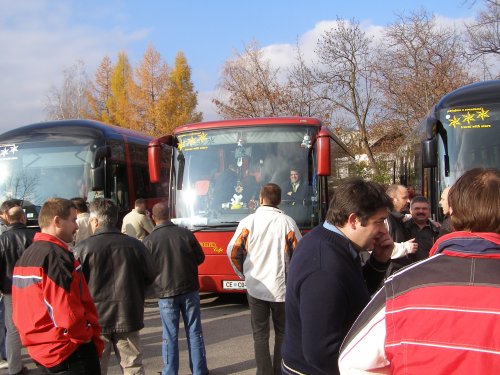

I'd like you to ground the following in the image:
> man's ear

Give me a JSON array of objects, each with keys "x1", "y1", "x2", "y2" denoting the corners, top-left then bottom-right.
[
  {"x1": 347, "y1": 213, "x2": 359, "y2": 229},
  {"x1": 53, "y1": 215, "x2": 62, "y2": 228}
]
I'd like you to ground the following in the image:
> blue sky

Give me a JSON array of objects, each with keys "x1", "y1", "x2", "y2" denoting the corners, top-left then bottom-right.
[{"x1": 0, "y1": 0, "x2": 483, "y2": 133}]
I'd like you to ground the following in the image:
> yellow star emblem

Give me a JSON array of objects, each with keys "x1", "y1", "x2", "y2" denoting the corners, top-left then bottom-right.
[
  {"x1": 476, "y1": 108, "x2": 490, "y2": 121},
  {"x1": 462, "y1": 112, "x2": 475, "y2": 125},
  {"x1": 198, "y1": 132, "x2": 208, "y2": 143},
  {"x1": 449, "y1": 116, "x2": 461, "y2": 128}
]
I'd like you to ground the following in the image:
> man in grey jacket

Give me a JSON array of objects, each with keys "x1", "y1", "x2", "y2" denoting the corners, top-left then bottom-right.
[
  {"x1": 143, "y1": 202, "x2": 208, "y2": 375},
  {"x1": 74, "y1": 198, "x2": 155, "y2": 375}
]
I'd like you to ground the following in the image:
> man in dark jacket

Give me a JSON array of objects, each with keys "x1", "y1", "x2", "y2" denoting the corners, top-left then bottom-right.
[
  {"x1": 74, "y1": 198, "x2": 155, "y2": 375},
  {"x1": 385, "y1": 184, "x2": 417, "y2": 274},
  {"x1": 143, "y1": 202, "x2": 208, "y2": 375},
  {"x1": 285, "y1": 168, "x2": 308, "y2": 204},
  {"x1": 0, "y1": 199, "x2": 19, "y2": 370},
  {"x1": 0, "y1": 206, "x2": 36, "y2": 375},
  {"x1": 281, "y1": 178, "x2": 394, "y2": 375},
  {"x1": 404, "y1": 196, "x2": 440, "y2": 262}
]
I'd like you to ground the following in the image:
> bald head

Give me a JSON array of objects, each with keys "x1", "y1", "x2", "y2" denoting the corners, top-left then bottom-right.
[
  {"x1": 7, "y1": 206, "x2": 26, "y2": 225},
  {"x1": 386, "y1": 184, "x2": 409, "y2": 213},
  {"x1": 152, "y1": 202, "x2": 169, "y2": 223}
]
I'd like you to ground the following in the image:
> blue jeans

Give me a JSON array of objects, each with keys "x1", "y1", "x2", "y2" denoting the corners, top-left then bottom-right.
[{"x1": 158, "y1": 291, "x2": 208, "y2": 375}]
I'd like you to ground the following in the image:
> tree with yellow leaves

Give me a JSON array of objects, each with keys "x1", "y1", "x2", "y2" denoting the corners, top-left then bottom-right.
[
  {"x1": 131, "y1": 44, "x2": 169, "y2": 135},
  {"x1": 107, "y1": 51, "x2": 137, "y2": 130},
  {"x1": 160, "y1": 51, "x2": 202, "y2": 136},
  {"x1": 85, "y1": 55, "x2": 113, "y2": 123}
]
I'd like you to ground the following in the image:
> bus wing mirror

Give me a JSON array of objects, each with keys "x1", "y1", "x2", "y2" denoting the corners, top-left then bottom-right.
[
  {"x1": 148, "y1": 141, "x2": 162, "y2": 183},
  {"x1": 316, "y1": 128, "x2": 331, "y2": 176},
  {"x1": 91, "y1": 145, "x2": 111, "y2": 191},
  {"x1": 148, "y1": 136, "x2": 177, "y2": 184},
  {"x1": 421, "y1": 138, "x2": 437, "y2": 168}
]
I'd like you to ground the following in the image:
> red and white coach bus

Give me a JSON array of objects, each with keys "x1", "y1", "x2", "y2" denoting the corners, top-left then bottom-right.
[
  {"x1": 148, "y1": 117, "x2": 355, "y2": 293},
  {"x1": 0, "y1": 119, "x2": 170, "y2": 226}
]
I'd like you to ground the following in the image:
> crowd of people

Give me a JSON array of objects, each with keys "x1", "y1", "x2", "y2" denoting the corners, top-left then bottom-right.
[{"x1": 0, "y1": 167, "x2": 498, "y2": 374}]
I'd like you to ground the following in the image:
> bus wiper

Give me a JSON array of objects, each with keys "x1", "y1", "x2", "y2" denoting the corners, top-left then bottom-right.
[{"x1": 192, "y1": 222, "x2": 239, "y2": 232}]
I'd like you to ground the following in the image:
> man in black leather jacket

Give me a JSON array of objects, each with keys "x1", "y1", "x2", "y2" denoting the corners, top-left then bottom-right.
[
  {"x1": 143, "y1": 202, "x2": 208, "y2": 375},
  {"x1": 385, "y1": 184, "x2": 417, "y2": 274},
  {"x1": 0, "y1": 206, "x2": 36, "y2": 375},
  {"x1": 74, "y1": 198, "x2": 155, "y2": 375}
]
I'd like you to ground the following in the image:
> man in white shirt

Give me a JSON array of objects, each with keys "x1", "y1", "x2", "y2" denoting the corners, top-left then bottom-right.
[
  {"x1": 71, "y1": 197, "x2": 93, "y2": 245},
  {"x1": 121, "y1": 199, "x2": 154, "y2": 240},
  {"x1": 227, "y1": 183, "x2": 301, "y2": 375}
]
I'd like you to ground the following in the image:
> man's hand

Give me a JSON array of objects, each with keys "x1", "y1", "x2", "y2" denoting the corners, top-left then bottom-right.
[
  {"x1": 371, "y1": 232, "x2": 394, "y2": 263},
  {"x1": 404, "y1": 238, "x2": 418, "y2": 254}
]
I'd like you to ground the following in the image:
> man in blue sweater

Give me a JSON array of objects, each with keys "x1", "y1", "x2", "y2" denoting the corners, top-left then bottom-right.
[{"x1": 281, "y1": 178, "x2": 394, "y2": 375}]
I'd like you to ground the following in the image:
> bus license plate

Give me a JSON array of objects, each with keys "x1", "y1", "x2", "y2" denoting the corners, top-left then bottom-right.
[{"x1": 222, "y1": 280, "x2": 246, "y2": 290}]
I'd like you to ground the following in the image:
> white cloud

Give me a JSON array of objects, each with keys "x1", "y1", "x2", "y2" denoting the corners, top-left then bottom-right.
[
  {"x1": 258, "y1": 18, "x2": 389, "y2": 74},
  {"x1": 197, "y1": 90, "x2": 220, "y2": 122},
  {"x1": 0, "y1": 1, "x2": 150, "y2": 133}
]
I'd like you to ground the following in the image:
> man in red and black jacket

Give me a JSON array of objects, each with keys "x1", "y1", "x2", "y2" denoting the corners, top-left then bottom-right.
[
  {"x1": 339, "y1": 168, "x2": 500, "y2": 375},
  {"x1": 12, "y1": 198, "x2": 103, "y2": 374}
]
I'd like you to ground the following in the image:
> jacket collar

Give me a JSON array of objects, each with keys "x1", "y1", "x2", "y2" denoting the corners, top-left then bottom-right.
[
  {"x1": 93, "y1": 226, "x2": 121, "y2": 235},
  {"x1": 390, "y1": 211, "x2": 406, "y2": 221},
  {"x1": 34, "y1": 232, "x2": 70, "y2": 251},
  {"x1": 257, "y1": 205, "x2": 283, "y2": 214},
  {"x1": 5, "y1": 222, "x2": 27, "y2": 231},
  {"x1": 151, "y1": 221, "x2": 176, "y2": 232},
  {"x1": 429, "y1": 231, "x2": 500, "y2": 258}
]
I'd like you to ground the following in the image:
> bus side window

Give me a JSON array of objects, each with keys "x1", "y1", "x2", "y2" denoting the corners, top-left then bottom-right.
[
  {"x1": 109, "y1": 163, "x2": 128, "y2": 210},
  {"x1": 130, "y1": 143, "x2": 152, "y2": 199}
]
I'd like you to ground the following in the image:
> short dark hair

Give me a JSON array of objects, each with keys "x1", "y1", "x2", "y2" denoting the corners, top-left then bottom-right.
[
  {"x1": 135, "y1": 198, "x2": 146, "y2": 207},
  {"x1": 70, "y1": 197, "x2": 88, "y2": 213},
  {"x1": 152, "y1": 202, "x2": 169, "y2": 221},
  {"x1": 326, "y1": 178, "x2": 393, "y2": 226},
  {"x1": 260, "y1": 183, "x2": 281, "y2": 206},
  {"x1": 410, "y1": 195, "x2": 429, "y2": 209},
  {"x1": 0, "y1": 200, "x2": 19, "y2": 214},
  {"x1": 449, "y1": 168, "x2": 500, "y2": 233},
  {"x1": 38, "y1": 198, "x2": 75, "y2": 229},
  {"x1": 89, "y1": 198, "x2": 118, "y2": 228}
]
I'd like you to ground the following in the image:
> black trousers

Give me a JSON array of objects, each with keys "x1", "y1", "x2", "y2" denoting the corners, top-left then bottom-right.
[
  {"x1": 36, "y1": 342, "x2": 101, "y2": 375},
  {"x1": 247, "y1": 294, "x2": 285, "y2": 375}
]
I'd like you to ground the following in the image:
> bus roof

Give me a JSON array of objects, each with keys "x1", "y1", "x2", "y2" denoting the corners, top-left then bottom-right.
[
  {"x1": 174, "y1": 117, "x2": 323, "y2": 133},
  {"x1": 0, "y1": 119, "x2": 153, "y2": 143},
  {"x1": 436, "y1": 80, "x2": 500, "y2": 111}
]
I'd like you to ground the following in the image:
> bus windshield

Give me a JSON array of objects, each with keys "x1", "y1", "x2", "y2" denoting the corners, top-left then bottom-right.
[
  {"x1": 172, "y1": 125, "x2": 320, "y2": 229},
  {"x1": 0, "y1": 137, "x2": 94, "y2": 221},
  {"x1": 437, "y1": 102, "x2": 500, "y2": 187}
]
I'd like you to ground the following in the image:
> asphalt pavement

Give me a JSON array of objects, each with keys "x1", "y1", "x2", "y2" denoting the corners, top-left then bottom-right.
[{"x1": 10, "y1": 293, "x2": 261, "y2": 375}]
